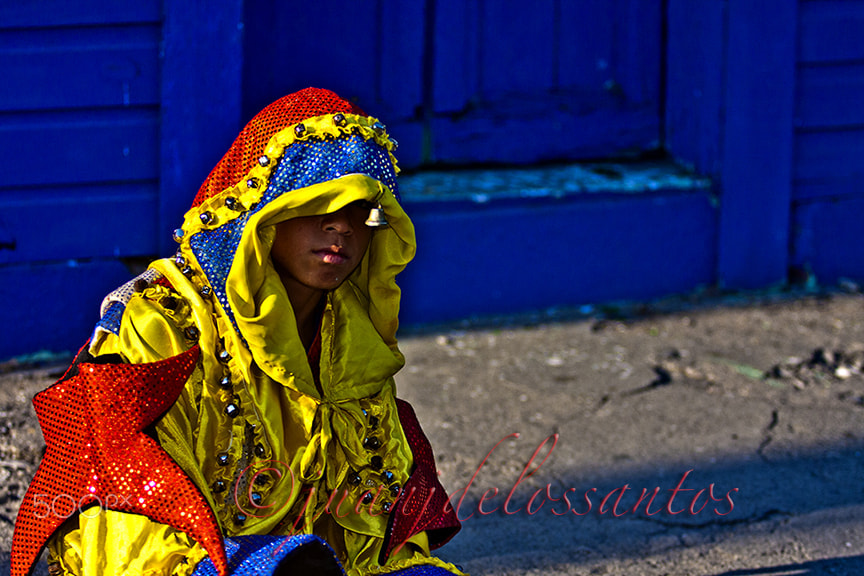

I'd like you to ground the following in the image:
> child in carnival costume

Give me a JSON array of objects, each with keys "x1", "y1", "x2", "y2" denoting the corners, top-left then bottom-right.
[{"x1": 11, "y1": 88, "x2": 463, "y2": 576}]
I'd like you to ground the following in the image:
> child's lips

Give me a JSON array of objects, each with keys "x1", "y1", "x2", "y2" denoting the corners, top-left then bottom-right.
[{"x1": 315, "y1": 248, "x2": 349, "y2": 265}]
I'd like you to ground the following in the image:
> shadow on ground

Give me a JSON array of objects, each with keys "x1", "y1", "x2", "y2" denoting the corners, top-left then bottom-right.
[
  {"x1": 713, "y1": 554, "x2": 864, "y2": 575},
  {"x1": 433, "y1": 440, "x2": 864, "y2": 574}
]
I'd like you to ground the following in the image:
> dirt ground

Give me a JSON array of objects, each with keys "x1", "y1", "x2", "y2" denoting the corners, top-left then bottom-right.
[{"x1": 2, "y1": 291, "x2": 864, "y2": 575}]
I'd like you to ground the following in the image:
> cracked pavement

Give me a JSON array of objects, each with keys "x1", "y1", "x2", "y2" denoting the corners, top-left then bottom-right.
[
  {"x1": 1, "y1": 293, "x2": 864, "y2": 574},
  {"x1": 395, "y1": 293, "x2": 864, "y2": 575}
]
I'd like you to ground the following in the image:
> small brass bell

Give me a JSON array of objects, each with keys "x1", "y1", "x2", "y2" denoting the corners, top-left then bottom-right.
[{"x1": 365, "y1": 203, "x2": 389, "y2": 227}]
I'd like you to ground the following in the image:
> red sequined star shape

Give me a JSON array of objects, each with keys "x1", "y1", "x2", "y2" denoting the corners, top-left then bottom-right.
[{"x1": 12, "y1": 345, "x2": 228, "y2": 576}]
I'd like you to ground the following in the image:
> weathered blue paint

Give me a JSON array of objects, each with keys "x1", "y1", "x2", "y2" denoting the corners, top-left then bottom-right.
[
  {"x1": 386, "y1": 121, "x2": 427, "y2": 174},
  {"x1": 399, "y1": 188, "x2": 718, "y2": 323},
  {"x1": 431, "y1": 0, "x2": 480, "y2": 114},
  {"x1": 379, "y1": 2, "x2": 427, "y2": 120},
  {"x1": 241, "y1": 0, "x2": 427, "y2": 166},
  {"x1": 0, "y1": 183, "x2": 158, "y2": 265},
  {"x1": 794, "y1": 130, "x2": 864, "y2": 195},
  {"x1": 667, "y1": 1, "x2": 801, "y2": 289},
  {"x1": 796, "y1": 65, "x2": 864, "y2": 130},
  {"x1": 0, "y1": 5, "x2": 162, "y2": 267},
  {"x1": 798, "y1": 0, "x2": 864, "y2": 63},
  {"x1": 430, "y1": 104, "x2": 659, "y2": 165},
  {"x1": 793, "y1": 1, "x2": 864, "y2": 206},
  {"x1": 0, "y1": 260, "x2": 133, "y2": 359},
  {"x1": 664, "y1": 1, "x2": 725, "y2": 177},
  {"x1": 791, "y1": 197, "x2": 864, "y2": 284},
  {"x1": 794, "y1": 179, "x2": 864, "y2": 206},
  {"x1": 429, "y1": 0, "x2": 661, "y2": 165},
  {"x1": 788, "y1": 0, "x2": 864, "y2": 284},
  {"x1": 717, "y1": 0, "x2": 798, "y2": 290},
  {"x1": 241, "y1": 0, "x2": 661, "y2": 168},
  {"x1": 396, "y1": 161, "x2": 716, "y2": 322},
  {"x1": 0, "y1": 26, "x2": 161, "y2": 111},
  {"x1": 240, "y1": 1, "x2": 381, "y2": 122},
  {"x1": 378, "y1": 1, "x2": 427, "y2": 167},
  {"x1": 0, "y1": 1, "x2": 160, "y2": 28},
  {"x1": 0, "y1": 108, "x2": 160, "y2": 188},
  {"x1": 397, "y1": 161, "x2": 712, "y2": 202}
]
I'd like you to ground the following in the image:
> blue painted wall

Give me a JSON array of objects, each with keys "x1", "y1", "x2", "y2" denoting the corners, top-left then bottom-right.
[
  {"x1": 790, "y1": 1, "x2": 864, "y2": 284},
  {"x1": 0, "y1": 2, "x2": 165, "y2": 357},
  {"x1": 0, "y1": 1, "x2": 244, "y2": 358},
  {"x1": 0, "y1": 0, "x2": 862, "y2": 359}
]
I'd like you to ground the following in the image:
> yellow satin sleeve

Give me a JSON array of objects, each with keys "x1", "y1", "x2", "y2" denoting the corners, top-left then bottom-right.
[
  {"x1": 46, "y1": 510, "x2": 207, "y2": 576},
  {"x1": 95, "y1": 284, "x2": 195, "y2": 363}
]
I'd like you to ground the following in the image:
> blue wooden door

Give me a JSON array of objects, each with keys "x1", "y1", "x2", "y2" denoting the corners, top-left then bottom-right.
[
  {"x1": 430, "y1": 0, "x2": 661, "y2": 164},
  {"x1": 242, "y1": 0, "x2": 662, "y2": 168}
]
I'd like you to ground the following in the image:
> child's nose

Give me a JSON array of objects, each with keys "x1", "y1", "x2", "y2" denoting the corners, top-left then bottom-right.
[{"x1": 322, "y1": 208, "x2": 354, "y2": 234}]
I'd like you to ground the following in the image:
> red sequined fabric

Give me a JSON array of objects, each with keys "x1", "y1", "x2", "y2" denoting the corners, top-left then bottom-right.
[
  {"x1": 382, "y1": 400, "x2": 461, "y2": 561},
  {"x1": 192, "y1": 87, "x2": 367, "y2": 207},
  {"x1": 11, "y1": 346, "x2": 229, "y2": 576}
]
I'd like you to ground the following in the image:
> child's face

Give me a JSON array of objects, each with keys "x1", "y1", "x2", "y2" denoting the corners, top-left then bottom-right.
[{"x1": 271, "y1": 202, "x2": 373, "y2": 297}]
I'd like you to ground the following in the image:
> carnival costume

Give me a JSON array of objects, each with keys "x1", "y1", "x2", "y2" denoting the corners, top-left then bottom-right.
[{"x1": 12, "y1": 88, "x2": 462, "y2": 576}]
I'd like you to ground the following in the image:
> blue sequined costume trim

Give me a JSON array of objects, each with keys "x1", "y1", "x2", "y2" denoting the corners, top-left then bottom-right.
[
  {"x1": 277, "y1": 133, "x2": 399, "y2": 201},
  {"x1": 386, "y1": 567, "x2": 462, "y2": 576},
  {"x1": 93, "y1": 301, "x2": 124, "y2": 338},
  {"x1": 189, "y1": 133, "x2": 398, "y2": 343},
  {"x1": 190, "y1": 534, "x2": 344, "y2": 576},
  {"x1": 188, "y1": 535, "x2": 461, "y2": 576}
]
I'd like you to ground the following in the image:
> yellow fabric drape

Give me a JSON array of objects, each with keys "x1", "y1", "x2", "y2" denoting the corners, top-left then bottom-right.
[{"x1": 47, "y1": 510, "x2": 208, "y2": 576}]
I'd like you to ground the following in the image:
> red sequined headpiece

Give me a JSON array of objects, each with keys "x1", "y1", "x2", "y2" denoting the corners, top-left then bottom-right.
[{"x1": 192, "y1": 87, "x2": 367, "y2": 207}]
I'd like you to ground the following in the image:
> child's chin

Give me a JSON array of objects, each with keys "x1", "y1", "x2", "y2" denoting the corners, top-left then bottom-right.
[{"x1": 314, "y1": 275, "x2": 346, "y2": 290}]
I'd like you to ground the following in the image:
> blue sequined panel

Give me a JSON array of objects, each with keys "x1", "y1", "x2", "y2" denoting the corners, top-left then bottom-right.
[
  {"x1": 190, "y1": 217, "x2": 248, "y2": 341},
  {"x1": 385, "y1": 566, "x2": 462, "y2": 575},
  {"x1": 93, "y1": 301, "x2": 124, "y2": 337},
  {"x1": 190, "y1": 534, "x2": 345, "y2": 576},
  {"x1": 190, "y1": 133, "x2": 397, "y2": 344},
  {"x1": 272, "y1": 133, "x2": 399, "y2": 201}
]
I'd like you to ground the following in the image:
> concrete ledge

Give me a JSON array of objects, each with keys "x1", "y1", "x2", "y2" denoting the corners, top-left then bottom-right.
[{"x1": 398, "y1": 161, "x2": 717, "y2": 324}]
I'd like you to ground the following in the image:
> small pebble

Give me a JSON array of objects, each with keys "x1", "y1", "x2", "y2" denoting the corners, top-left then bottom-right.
[{"x1": 835, "y1": 366, "x2": 852, "y2": 380}]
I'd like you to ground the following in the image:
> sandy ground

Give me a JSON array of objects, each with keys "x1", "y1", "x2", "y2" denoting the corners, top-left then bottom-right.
[{"x1": 2, "y1": 292, "x2": 864, "y2": 575}]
